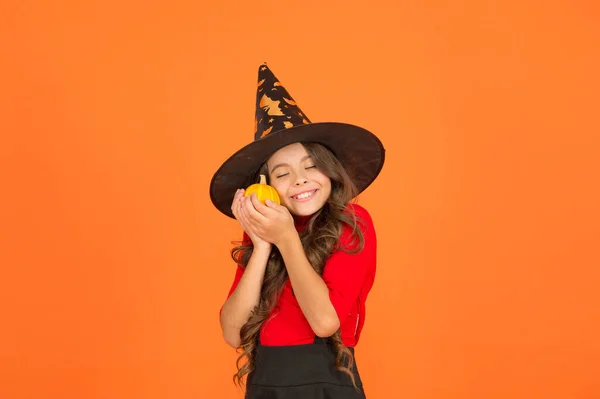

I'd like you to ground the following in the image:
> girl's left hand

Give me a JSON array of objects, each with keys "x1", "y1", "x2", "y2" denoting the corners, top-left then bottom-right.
[{"x1": 240, "y1": 193, "x2": 297, "y2": 247}]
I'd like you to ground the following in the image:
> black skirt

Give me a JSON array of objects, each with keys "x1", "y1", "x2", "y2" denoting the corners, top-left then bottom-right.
[{"x1": 245, "y1": 337, "x2": 367, "y2": 399}]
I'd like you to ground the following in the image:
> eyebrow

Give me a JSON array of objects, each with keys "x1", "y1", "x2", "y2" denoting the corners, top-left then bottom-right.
[{"x1": 270, "y1": 155, "x2": 312, "y2": 174}]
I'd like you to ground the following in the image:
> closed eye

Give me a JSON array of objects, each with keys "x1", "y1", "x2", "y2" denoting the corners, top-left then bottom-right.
[
  {"x1": 306, "y1": 165, "x2": 316, "y2": 169},
  {"x1": 275, "y1": 173, "x2": 289, "y2": 179}
]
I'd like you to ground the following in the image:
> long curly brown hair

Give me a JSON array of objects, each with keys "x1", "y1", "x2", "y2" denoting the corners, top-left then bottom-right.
[{"x1": 229, "y1": 142, "x2": 366, "y2": 390}]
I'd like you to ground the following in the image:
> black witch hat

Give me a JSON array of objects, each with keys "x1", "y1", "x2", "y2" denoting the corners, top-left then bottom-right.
[{"x1": 209, "y1": 64, "x2": 385, "y2": 218}]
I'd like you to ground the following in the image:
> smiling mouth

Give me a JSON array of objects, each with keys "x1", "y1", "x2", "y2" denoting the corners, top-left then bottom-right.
[{"x1": 291, "y1": 189, "x2": 318, "y2": 201}]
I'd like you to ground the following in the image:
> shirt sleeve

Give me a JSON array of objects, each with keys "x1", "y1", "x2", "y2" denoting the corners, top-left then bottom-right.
[{"x1": 321, "y1": 204, "x2": 377, "y2": 324}]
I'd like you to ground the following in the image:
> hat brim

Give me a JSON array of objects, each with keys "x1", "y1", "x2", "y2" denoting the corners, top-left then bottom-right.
[{"x1": 209, "y1": 122, "x2": 385, "y2": 218}]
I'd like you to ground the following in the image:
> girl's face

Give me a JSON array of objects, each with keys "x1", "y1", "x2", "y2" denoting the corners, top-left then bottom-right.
[{"x1": 266, "y1": 142, "x2": 332, "y2": 217}]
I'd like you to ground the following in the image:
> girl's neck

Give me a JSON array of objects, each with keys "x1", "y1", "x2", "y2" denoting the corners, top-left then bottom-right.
[{"x1": 293, "y1": 214, "x2": 312, "y2": 230}]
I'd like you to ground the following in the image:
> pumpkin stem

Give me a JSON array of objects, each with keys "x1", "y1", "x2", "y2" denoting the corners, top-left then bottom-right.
[{"x1": 259, "y1": 174, "x2": 266, "y2": 184}]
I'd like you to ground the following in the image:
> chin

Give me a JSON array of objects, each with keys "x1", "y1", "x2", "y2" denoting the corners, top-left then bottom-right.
[
  {"x1": 288, "y1": 202, "x2": 326, "y2": 217},
  {"x1": 292, "y1": 209, "x2": 315, "y2": 217}
]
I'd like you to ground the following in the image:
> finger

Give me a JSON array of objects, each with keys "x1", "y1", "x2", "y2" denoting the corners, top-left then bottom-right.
[
  {"x1": 231, "y1": 189, "x2": 245, "y2": 213},
  {"x1": 238, "y1": 202, "x2": 254, "y2": 235},
  {"x1": 232, "y1": 190, "x2": 241, "y2": 207},
  {"x1": 243, "y1": 195, "x2": 269, "y2": 224},
  {"x1": 232, "y1": 201, "x2": 241, "y2": 220},
  {"x1": 250, "y1": 194, "x2": 278, "y2": 218},
  {"x1": 239, "y1": 201, "x2": 261, "y2": 237},
  {"x1": 264, "y1": 198, "x2": 285, "y2": 213},
  {"x1": 239, "y1": 197, "x2": 258, "y2": 227},
  {"x1": 236, "y1": 189, "x2": 246, "y2": 203},
  {"x1": 238, "y1": 197, "x2": 249, "y2": 223}
]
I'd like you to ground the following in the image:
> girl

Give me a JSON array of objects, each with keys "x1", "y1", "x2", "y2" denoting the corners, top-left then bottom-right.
[{"x1": 210, "y1": 64, "x2": 385, "y2": 399}]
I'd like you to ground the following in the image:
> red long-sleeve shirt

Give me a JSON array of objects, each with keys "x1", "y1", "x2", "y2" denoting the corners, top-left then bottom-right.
[{"x1": 223, "y1": 203, "x2": 377, "y2": 347}]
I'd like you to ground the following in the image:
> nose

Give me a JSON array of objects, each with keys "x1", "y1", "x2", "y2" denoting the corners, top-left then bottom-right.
[{"x1": 294, "y1": 175, "x2": 308, "y2": 186}]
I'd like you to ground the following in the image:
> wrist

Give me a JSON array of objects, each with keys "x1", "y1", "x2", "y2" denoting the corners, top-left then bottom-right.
[
  {"x1": 253, "y1": 242, "x2": 272, "y2": 255},
  {"x1": 275, "y1": 229, "x2": 301, "y2": 253}
]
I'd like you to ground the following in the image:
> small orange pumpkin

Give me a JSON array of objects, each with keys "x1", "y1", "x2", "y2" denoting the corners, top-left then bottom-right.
[{"x1": 244, "y1": 174, "x2": 281, "y2": 205}]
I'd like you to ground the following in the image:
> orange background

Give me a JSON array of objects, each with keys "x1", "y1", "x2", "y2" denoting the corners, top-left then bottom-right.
[{"x1": 1, "y1": 1, "x2": 599, "y2": 398}]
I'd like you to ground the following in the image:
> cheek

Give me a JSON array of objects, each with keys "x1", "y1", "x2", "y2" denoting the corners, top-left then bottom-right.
[
  {"x1": 270, "y1": 181, "x2": 287, "y2": 198},
  {"x1": 323, "y1": 183, "x2": 332, "y2": 198},
  {"x1": 318, "y1": 174, "x2": 332, "y2": 191}
]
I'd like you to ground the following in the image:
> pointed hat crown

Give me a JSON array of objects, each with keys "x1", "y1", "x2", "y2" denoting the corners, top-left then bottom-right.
[{"x1": 254, "y1": 63, "x2": 311, "y2": 140}]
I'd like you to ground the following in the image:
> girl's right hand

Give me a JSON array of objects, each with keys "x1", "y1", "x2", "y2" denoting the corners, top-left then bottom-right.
[{"x1": 231, "y1": 189, "x2": 272, "y2": 251}]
